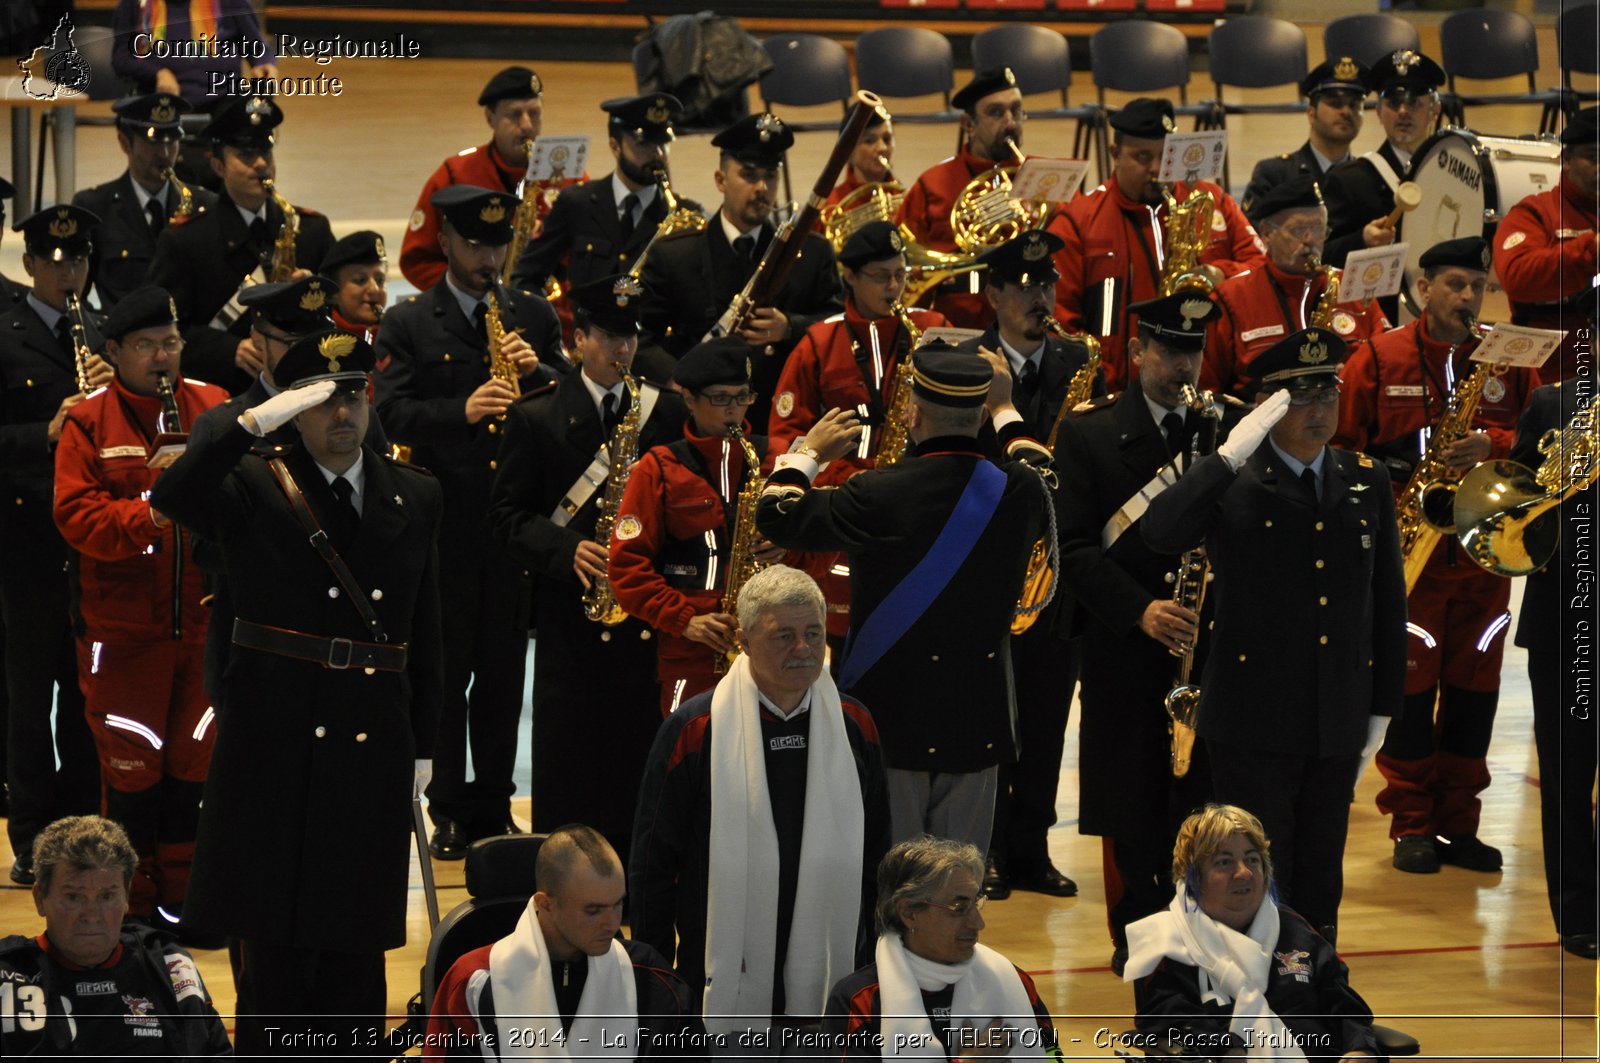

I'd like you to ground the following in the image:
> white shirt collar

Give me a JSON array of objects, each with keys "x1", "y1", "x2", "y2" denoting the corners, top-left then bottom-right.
[
  {"x1": 579, "y1": 368, "x2": 625, "y2": 420},
  {"x1": 235, "y1": 201, "x2": 268, "y2": 228},
  {"x1": 1308, "y1": 144, "x2": 1347, "y2": 173},
  {"x1": 719, "y1": 211, "x2": 762, "y2": 248},
  {"x1": 759, "y1": 687, "x2": 813, "y2": 721},
  {"x1": 1269, "y1": 439, "x2": 1327, "y2": 481},
  {"x1": 610, "y1": 173, "x2": 658, "y2": 215},
  {"x1": 444, "y1": 273, "x2": 488, "y2": 326},
  {"x1": 1389, "y1": 144, "x2": 1414, "y2": 168},
  {"x1": 128, "y1": 173, "x2": 167, "y2": 214},
  {"x1": 1143, "y1": 393, "x2": 1186, "y2": 432},
  {"x1": 314, "y1": 452, "x2": 366, "y2": 514},
  {"x1": 998, "y1": 334, "x2": 1046, "y2": 378}
]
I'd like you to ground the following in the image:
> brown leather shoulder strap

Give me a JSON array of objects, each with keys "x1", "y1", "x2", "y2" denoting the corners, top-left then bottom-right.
[{"x1": 266, "y1": 457, "x2": 388, "y2": 643}]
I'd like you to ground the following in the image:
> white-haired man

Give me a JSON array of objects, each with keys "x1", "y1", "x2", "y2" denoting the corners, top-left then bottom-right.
[{"x1": 631, "y1": 565, "x2": 891, "y2": 1036}]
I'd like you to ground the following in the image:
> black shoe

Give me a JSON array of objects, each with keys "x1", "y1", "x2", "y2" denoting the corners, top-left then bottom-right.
[
  {"x1": 429, "y1": 820, "x2": 468, "y2": 860},
  {"x1": 982, "y1": 856, "x2": 1011, "y2": 901},
  {"x1": 9, "y1": 854, "x2": 33, "y2": 885},
  {"x1": 1436, "y1": 835, "x2": 1502, "y2": 872},
  {"x1": 1010, "y1": 862, "x2": 1078, "y2": 898},
  {"x1": 1561, "y1": 933, "x2": 1598, "y2": 959},
  {"x1": 1110, "y1": 945, "x2": 1128, "y2": 978},
  {"x1": 1392, "y1": 834, "x2": 1440, "y2": 873}
]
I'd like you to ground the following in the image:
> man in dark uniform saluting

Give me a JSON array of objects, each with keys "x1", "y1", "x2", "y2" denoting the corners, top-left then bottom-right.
[
  {"x1": 756, "y1": 346, "x2": 1052, "y2": 853},
  {"x1": 147, "y1": 93, "x2": 335, "y2": 395},
  {"x1": 489, "y1": 278, "x2": 685, "y2": 867},
  {"x1": 1142, "y1": 327, "x2": 1408, "y2": 943},
  {"x1": 150, "y1": 329, "x2": 444, "y2": 1055},
  {"x1": 376, "y1": 184, "x2": 566, "y2": 860}
]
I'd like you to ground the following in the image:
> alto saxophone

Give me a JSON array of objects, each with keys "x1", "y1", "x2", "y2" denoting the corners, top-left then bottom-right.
[
  {"x1": 1012, "y1": 315, "x2": 1100, "y2": 634},
  {"x1": 873, "y1": 301, "x2": 922, "y2": 468},
  {"x1": 715, "y1": 426, "x2": 767, "y2": 674},
  {"x1": 159, "y1": 167, "x2": 194, "y2": 225},
  {"x1": 503, "y1": 140, "x2": 542, "y2": 286},
  {"x1": 1308, "y1": 261, "x2": 1342, "y2": 330},
  {"x1": 1163, "y1": 383, "x2": 1221, "y2": 778},
  {"x1": 1395, "y1": 314, "x2": 1504, "y2": 593},
  {"x1": 485, "y1": 289, "x2": 522, "y2": 412},
  {"x1": 583, "y1": 366, "x2": 641, "y2": 626},
  {"x1": 64, "y1": 292, "x2": 96, "y2": 394},
  {"x1": 262, "y1": 178, "x2": 299, "y2": 282}
]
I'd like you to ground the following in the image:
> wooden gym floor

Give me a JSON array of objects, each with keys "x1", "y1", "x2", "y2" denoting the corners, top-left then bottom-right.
[{"x1": 0, "y1": 28, "x2": 1595, "y2": 1060}]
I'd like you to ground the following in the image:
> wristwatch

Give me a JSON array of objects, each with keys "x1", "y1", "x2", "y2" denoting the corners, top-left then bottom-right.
[{"x1": 795, "y1": 443, "x2": 822, "y2": 463}]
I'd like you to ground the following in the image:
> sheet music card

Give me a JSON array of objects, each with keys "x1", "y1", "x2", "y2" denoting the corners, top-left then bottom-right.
[
  {"x1": 1157, "y1": 131, "x2": 1227, "y2": 184},
  {"x1": 1011, "y1": 159, "x2": 1090, "y2": 204},
  {"x1": 1471, "y1": 324, "x2": 1562, "y2": 369},
  {"x1": 1339, "y1": 244, "x2": 1410, "y2": 302},
  {"x1": 529, "y1": 136, "x2": 590, "y2": 181}
]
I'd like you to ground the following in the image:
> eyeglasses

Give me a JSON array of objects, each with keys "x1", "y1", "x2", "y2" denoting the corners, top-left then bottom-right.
[
  {"x1": 697, "y1": 390, "x2": 757, "y2": 407},
  {"x1": 922, "y1": 894, "x2": 986, "y2": 916},
  {"x1": 1271, "y1": 223, "x2": 1327, "y2": 244},
  {"x1": 1286, "y1": 387, "x2": 1341, "y2": 407},
  {"x1": 856, "y1": 268, "x2": 907, "y2": 286},
  {"x1": 127, "y1": 336, "x2": 185, "y2": 357}
]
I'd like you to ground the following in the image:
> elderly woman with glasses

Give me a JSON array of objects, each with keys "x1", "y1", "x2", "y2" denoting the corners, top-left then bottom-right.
[
  {"x1": 1124, "y1": 805, "x2": 1377, "y2": 1061},
  {"x1": 821, "y1": 836, "x2": 1057, "y2": 1061}
]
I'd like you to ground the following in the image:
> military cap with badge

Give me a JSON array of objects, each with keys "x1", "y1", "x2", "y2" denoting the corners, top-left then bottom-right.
[
  {"x1": 479, "y1": 66, "x2": 544, "y2": 107},
  {"x1": 204, "y1": 95, "x2": 283, "y2": 152},
  {"x1": 15, "y1": 204, "x2": 99, "y2": 261},
  {"x1": 712, "y1": 113, "x2": 794, "y2": 167},
  {"x1": 1247, "y1": 326, "x2": 1349, "y2": 394},
  {"x1": 319, "y1": 231, "x2": 387, "y2": 275},
  {"x1": 1130, "y1": 291, "x2": 1220, "y2": 350},
  {"x1": 274, "y1": 328, "x2": 377, "y2": 391},
  {"x1": 1111, "y1": 98, "x2": 1178, "y2": 141},
  {"x1": 239, "y1": 274, "x2": 337, "y2": 336},
  {"x1": 1301, "y1": 56, "x2": 1369, "y2": 101},
  {"x1": 103, "y1": 284, "x2": 180, "y2": 341},
  {"x1": 674, "y1": 337, "x2": 753, "y2": 393},
  {"x1": 1366, "y1": 49, "x2": 1446, "y2": 100},
  {"x1": 838, "y1": 220, "x2": 906, "y2": 270},
  {"x1": 1417, "y1": 235, "x2": 1492, "y2": 274},
  {"x1": 113, "y1": 92, "x2": 191, "y2": 142},
  {"x1": 952, "y1": 67, "x2": 1019, "y2": 113},
  {"x1": 570, "y1": 274, "x2": 644, "y2": 338},
  {"x1": 911, "y1": 343, "x2": 993, "y2": 408},
  {"x1": 602, "y1": 95, "x2": 682, "y2": 145},
  {"x1": 430, "y1": 185, "x2": 515, "y2": 245},
  {"x1": 979, "y1": 229, "x2": 1065, "y2": 288}
]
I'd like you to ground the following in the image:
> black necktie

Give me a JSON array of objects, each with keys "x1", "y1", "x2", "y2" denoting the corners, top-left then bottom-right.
[
  {"x1": 1162, "y1": 411, "x2": 1187, "y2": 460},
  {"x1": 55, "y1": 316, "x2": 75, "y2": 354},
  {"x1": 328, "y1": 475, "x2": 360, "y2": 551},
  {"x1": 146, "y1": 196, "x2": 166, "y2": 236},
  {"x1": 248, "y1": 216, "x2": 268, "y2": 245},
  {"x1": 1300, "y1": 467, "x2": 1320, "y2": 504},
  {"x1": 602, "y1": 392, "x2": 621, "y2": 439},
  {"x1": 473, "y1": 302, "x2": 489, "y2": 345},
  {"x1": 1017, "y1": 360, "x2": 1039, "y2": 397},
  {"x1": 618, "y1": 192, "x2": 639, "y2": 242},
  {"x1": 732, "y1": 233, "x2": 756, "y2": 260}
]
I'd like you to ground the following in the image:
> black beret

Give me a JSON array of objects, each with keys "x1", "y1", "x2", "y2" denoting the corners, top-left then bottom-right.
[
  {"x1": 674, "y1": 338, "x2": 752, "y2": 392},
  {"x1": 1110, "y1": 97, "x2": 1177, "y2": 140},
  {"x1": 1366, "y1": 49, "x2": 1445, "y2": 95},
  {"x1": 103, "y1": 285, "x2": 178, "y2": 341},
  {"x1": 430, "y1": 185, "x2": 515, "y2": 245},
  {"x1": 112, "y1": 92, "x2": 190, "y2": 139},
  {"x1": 203, "y1": 94, "x2": 282, "y2": 150},
  {"x1": 274, "y1": 329, "x2": 376, "y2": 391},
  {"x1": 319, "y1": 231, "x2": 387, "y2": 275},
  {"x1": 1248, "y1": 174, "x2": 1325, "y2": 226},
  {"x1": 571, "y1": 275, "x2": 643, "y2": 338},
  {"x1": 478, "y1": 66, "x2": 543, "y2": 107},
  {"x1": 838, "y1": 220, "x2": 906, "y2": 270},
  {"x1": 1301, "y1": 57, "x2": 1369, "y2": 99},
  {"x1": 1248, "y1": 326, "x2": 1347, "y2": 388},
  {"x1": 979, "y1": 229, "x2": 1063, "y2": 287},
  {"x1": 1561, "y1": 106, "x2": 1598, "y2": 147},
  {"x1": 1419, "y1": 236, "x2": 1492, "y2": 273},
  {"x1": 14, "y1": 204, "x2": 98, "y2": 260},
  {"x1": 952, "y1": 66, "x2": 1018, "y2": 113},
  {"x1": 239, "y1": 275, "x2": 337, "y2": 335},
  {"x1": 912, "y1": 346, "x2": 991, "y2": 408},
  {"x1": 712, "y1": 113, "x2": 793, "y2": 166},
  {"x1": 1130, "y1": 291, "x2": 1219, "y2": 350},
  {"x1": 602, "y1": 95, "x2": 681, "y2": 145}
]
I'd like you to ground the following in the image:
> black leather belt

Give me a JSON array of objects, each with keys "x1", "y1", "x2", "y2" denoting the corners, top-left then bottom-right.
[{"x1": 232, "y1": 618, "x2": 407, "y2": 672}]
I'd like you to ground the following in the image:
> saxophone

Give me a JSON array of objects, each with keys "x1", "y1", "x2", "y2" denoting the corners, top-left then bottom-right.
[
  {"x1": 159, "y1": 167, "x2": 194, "y2": 225},
  {"x1": 262, "y1": 178, "x2": 299, "y2": 282},
  {"x1": 64, "y1": 292, "x2": 96, "y2": 394},
  {"x1": 503, "y1": 140, "x2": 541, "y2": 286},
  {"x1": 1157, "y1": 183, "x2": 1226, "y2": 298},
  {"x1": 582, "y1": 366, "x2": 641, "y2": 626},
  {"x1": 485, "y1": 289, "x2": 522, "y2": 408},
  {"x1": 1012, "y1": 316, "x2": 1101, "y2": 634},
  {"x1": 1308, "y1": 262, "x2": 1342, "y2": 330},
  {"x1": 873, "y1": 301, "x2": 922, "y2": 468},
  {"x1": 1163, "y1": 383, "x2": 1220, "y2": 778},
  {"x1": 1396, "y1": 316, "x2": 1505, "y2": 593},
  {"x1": 714, "y1": 427, "x2": 767, "y2": 674}
]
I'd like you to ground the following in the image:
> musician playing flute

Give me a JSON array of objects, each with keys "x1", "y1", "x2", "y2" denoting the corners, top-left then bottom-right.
[
  {"x1": 52, "y1": 286, "x2": 227, "y2": 923},
  {"x1": 1334, "y1": 237, "x2": 1539, "y2": 877}
]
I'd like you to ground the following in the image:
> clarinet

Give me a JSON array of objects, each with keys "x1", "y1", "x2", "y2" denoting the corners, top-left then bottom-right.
[{"x1": 155, "y1": 371, "x2": 183, "y2": 434}]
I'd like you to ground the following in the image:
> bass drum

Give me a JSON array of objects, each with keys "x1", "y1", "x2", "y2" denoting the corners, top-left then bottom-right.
[{"x1": 1399, "y1": 128, "x2": 1562, "y2": 319}]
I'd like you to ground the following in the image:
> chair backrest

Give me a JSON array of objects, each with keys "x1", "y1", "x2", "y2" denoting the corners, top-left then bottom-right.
[
  {"x1": 421, "y1": 834, "x2": 546, "y2": 1009},
  {"x1": 1090, "y1": 21, "x2": 1191, "y2": 102},
  {"x1": 760, "y1": 33, "x2": 852, "y2": 112},
  {"x1": 854, "y1": 27, "x2": 955, "y2": 105},
  {"x1": 1558, "y1": 2, "x2": 1600, "y2": 80},
  {"x1": 465, "y1": 833, "x2": 544, "y2": 898},
  {"x1": 1440, "y1": 8, "x2": 1540, "y2": 85},
  {"x1": 1208, "y1": 16, "x2": 1307, "y2": 92},
  {"x1": 1322, "y1": 14, "x2": 1422, "y2": 69},
  {"x1": 971, "y1": 24, "x2": 1072, "y2": 101}
]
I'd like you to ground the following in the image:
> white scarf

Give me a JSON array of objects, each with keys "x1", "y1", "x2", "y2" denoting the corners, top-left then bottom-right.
[
  {"x1": 1123, "y1": 888, "x2": 1305, "y2": 1061},
  {"x1": 487, "y1": 898, "x2": 639, "y2": 1060},
  {"x1": 875, "y1": 933, "x2": 1045, "y2": 1061},
  {"x1": 703, "y1": 654, "x2": 864, "y2": 1034}
]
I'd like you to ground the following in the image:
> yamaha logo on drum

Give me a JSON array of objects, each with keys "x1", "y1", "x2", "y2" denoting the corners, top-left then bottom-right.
[{"x1": 1435, "y1": 148, "x2": 1482, "y2": 194}]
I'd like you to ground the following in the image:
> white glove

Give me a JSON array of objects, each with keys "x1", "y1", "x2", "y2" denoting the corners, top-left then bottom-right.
[
  {"x1": 413, "y1": 758, "x2": 433, "y2": 801},
  {"x1": 1361, "y1": 715, "x2": 1391, "y2": 759},
  {"x1": 240, "y1": 379, "x2": 338, "y2": 437},
  {"x1": 1217, "y1": 389, "x2": 1292, "y2": 471}
]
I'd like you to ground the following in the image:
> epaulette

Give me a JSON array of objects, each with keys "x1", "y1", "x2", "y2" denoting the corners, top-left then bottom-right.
[
  {"x1": 1076, "y1": 394, "x2": 1116, "y2": 414},
  {"x1": 1355, "y1": 451, "x2": 1375, "y2": 468},
  {"x1": 294, "y1": 205, "x2": 321, "y2": 217},
  {"x1": 1278, "y1": 152, "x2": 1291, "y2": 160},
  {"x1": 169, "y1": 207, "x2": 200, "y2": 229}
]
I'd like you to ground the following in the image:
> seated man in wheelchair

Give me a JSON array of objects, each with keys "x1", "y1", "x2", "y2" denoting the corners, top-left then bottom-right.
[{"x1": 1123, "y1": 805, "x2": 1377, "y2": 1061}]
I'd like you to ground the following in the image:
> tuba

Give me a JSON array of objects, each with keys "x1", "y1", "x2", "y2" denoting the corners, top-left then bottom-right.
[
  {"x1": 1162, "y1": 383, "x2": 1221, "y2": 778},
  {"x1": 583, "y1": 366, "x2": 641, "y2": 626},
  {"x1": 950, "y1": 138, "x2": 1050, "y2": 254},
  {"x1": 872, "y1": 301, "x2": 923, "y2": 468},
  {"x1": 715, "y1": 427, "x2": 767, "y2": 673},
  {"x1": 1455, "y1": 395, "x2": 1599, "y2": 577},
  {"x1": 1012, "y1": 317, "x2": 1101, "y2": 634},
  {"x1": 261, "y1": 178, "x2": 299, "y2": 282}
]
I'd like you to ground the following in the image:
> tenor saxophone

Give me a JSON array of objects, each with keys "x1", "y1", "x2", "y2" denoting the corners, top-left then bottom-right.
[
  {"x1": 873, "y1": 301, "x2": 922, "y2": 468},
  {"x1": 1163, "y1": 383, "x2": 1221, "y2": 778},
  {"x1": 261, "y1": 178, "x2": 299, "y2": 282},
  {"x1": 715, "y1": 426, "x2": 767, "y2": 674},
  {"x1": 583, "y1": 366, "x2": 641, "y2": 626}
]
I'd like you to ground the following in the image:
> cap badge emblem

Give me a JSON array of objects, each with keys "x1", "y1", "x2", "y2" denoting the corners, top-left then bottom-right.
[
  {"x1": 319, "y1": 332, "x2": 357, "y2": 373},
  {"x1": 1179, "y1": 298, "x2": 1210, "y2": 330}
]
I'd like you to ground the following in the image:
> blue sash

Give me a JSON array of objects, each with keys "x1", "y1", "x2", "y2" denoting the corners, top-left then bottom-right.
[{"x1": 837, "y1": 460, "x2": 1006, "y2": 690}]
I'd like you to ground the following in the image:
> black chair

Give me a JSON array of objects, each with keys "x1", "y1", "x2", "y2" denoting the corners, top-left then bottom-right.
[
  {"x1": 423, "y1": 834, "x2": 545, "y2": 1013},
  {"x1": 758, "y1": 34, "x2": 854, "y2": 222},
  {"x1": 1322, "y1": 13, "x2": 1421, "y2": 69},
  {"x1": 1438, "y1": 8, "x2": 1564, "y2": 133},
  {"x1": 970, "y1": 23, "x2": 1100, "y2": 176},
  {"x1": 853, "y1": 27, "x2": 960, "y2": 127},
  {"x1": 1089, "y1": 21, "x2": 1208, "y2": 176},
  {"x1": 1204, "y1": 16, "x2": 1309, "y2": 188},
  {"x1": 1558, "y1": 1, "x2": 1600, "y2": 117}
]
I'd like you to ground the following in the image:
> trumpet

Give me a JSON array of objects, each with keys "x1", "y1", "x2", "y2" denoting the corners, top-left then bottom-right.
[{"x1": 950, "y1": 137, "x2": 1049, "y2": 254}]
